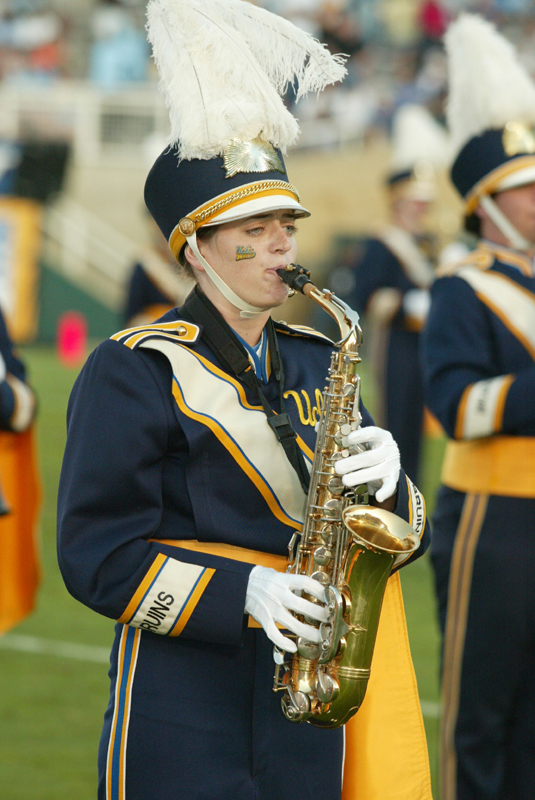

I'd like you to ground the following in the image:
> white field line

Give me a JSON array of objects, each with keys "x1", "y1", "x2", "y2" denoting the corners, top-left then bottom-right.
[
  {"x1": 0, "y1": 632, "x2": 442, "y2": 719},
  {"x1": 0, "y1": 632, "x2": 110, "y2": 663}
]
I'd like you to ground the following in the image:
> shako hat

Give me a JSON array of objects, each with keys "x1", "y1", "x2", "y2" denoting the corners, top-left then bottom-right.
[
  {"x1": 446, "y1": 14, "x2": 535, "y2": 214},
  {"x1": 144, "y1": 0, "x2": 347, "y2": 265},
  {"x1": 145, "y1": 143, "x2": 303, "y2": 260}
]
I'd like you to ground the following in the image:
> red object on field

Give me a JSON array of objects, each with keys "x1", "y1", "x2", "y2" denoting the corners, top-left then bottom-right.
[{"x1": 57, "y1": 311, "x2": 88, "y2": 367}]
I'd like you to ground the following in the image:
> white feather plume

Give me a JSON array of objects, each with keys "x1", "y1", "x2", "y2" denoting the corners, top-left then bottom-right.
[
  {"x1": 446, "y1": 13, "x2": 535, "y2": 153},
  {"x1": 391, "y1": 104, "x2": 451, "y2": 171},
  {"x1": 146, "y1": 0, "x2": 347, "y2": 161}
]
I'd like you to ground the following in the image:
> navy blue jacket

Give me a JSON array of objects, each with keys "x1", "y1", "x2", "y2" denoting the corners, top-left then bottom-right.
[
  {"x1": 57, "y1": 306, "x2": 429, "y2": 648},
  {"x1": 423, "y1": 242, "x2": 535, "y2": 440}
]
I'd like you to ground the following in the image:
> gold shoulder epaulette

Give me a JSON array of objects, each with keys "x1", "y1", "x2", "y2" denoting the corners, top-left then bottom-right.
[
  {"x1": 436, "y1": 247, "x2": 494, "y2": 278},
  {"x1": 110, "y1": 320, "x2": 201, "y2": 349}
]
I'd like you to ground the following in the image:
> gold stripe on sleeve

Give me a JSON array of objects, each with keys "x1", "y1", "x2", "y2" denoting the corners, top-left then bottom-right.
[
  {"x1": 168, "y1": 568, "x2": 216, "y2": 637},
  {"x1": 118, "y1": 553, "x2": 167, "y2": 625}
]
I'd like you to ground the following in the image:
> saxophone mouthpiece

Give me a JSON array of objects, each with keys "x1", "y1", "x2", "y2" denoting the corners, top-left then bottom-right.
[{"x1": 277, "y1": 264, "x2": 313, "y2": 295}]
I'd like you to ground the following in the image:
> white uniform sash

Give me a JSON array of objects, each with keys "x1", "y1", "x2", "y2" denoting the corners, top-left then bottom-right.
[
  {"x1": 379, "y1": 225, "x2": 435, "y2": 288},
  {"x1": 456, "y1": 265, "x2": 535, "y2": 360},
  {"x1": 139, "y1": 338, "x2": 308, "y2": 528}
]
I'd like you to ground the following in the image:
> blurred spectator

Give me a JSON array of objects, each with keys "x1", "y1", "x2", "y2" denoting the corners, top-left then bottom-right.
[
  {"x1": 318, "y1": 3, "x2": 363, "y2": 58},
  {"x1": 0, "y1": 0, "x2": 66, "y2": 84},
  {"x1": 89, "y1": 0, "x2": 150, "y2": 90},
  {"x1": 418, "y1": 0, "x2": 449, "y2": 44}
]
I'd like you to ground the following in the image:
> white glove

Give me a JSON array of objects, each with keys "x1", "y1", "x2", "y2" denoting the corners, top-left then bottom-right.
[
  {"x1": 333, "y1": 425, "x2": 400, "y2": 503},
  {"x1": 402, "y1": 289, "x2": 430, "y2": 323},
  {"x1": 245, "y1": 566, "x2": 328, "y2": 652}
]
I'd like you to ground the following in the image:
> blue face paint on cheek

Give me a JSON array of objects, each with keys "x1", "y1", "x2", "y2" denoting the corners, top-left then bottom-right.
[{"x1": 235, "y1": 245, "x2": 256, "y2": 261}]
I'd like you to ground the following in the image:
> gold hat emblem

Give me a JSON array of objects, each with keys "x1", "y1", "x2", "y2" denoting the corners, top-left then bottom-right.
[
  {"x1": 503, "y1": 121, "x2": 535, "y2": 156},
  {"x1": 223, "y1": 137, "x2": 285, "y2": 178}
]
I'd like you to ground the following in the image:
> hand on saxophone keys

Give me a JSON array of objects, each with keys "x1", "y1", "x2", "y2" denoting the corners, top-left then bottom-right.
[
  {"x1": 333, "y1": 425, "x2": 401, "y2": 503},
  {"x1": 245, "y1": 566, "x2": 329, "y2": 652}
]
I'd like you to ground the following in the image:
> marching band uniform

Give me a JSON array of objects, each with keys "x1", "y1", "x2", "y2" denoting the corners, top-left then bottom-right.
[
  {"x1": 58, "y1": 305, "x2": 429, "y2": 799},
  {"x1": 422, "y1": 14, "x2": 535, "y2": 800},
  {"x1": 124, "y1": 257, "x2": 178, "y2": 325},
  {"x1": 124, "y1": 242, "x2": 194, "y2": 327},
  {"x1": 0, "y1": 307, "x2": 36, "y2": 434},
  {"x1": 348, "y1": 223, "x2": 434, "y2": 483},
  {"x1": 57, "y1": 2, "x2": 432, "y2": 798}
]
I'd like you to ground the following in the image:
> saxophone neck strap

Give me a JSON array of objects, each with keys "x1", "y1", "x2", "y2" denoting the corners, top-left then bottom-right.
[{"x1": 180, "y1": 287, "x2": 310, "y2": 493}]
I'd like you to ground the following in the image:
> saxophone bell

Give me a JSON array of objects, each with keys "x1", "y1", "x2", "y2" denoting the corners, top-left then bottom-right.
[{"x1": 342, "y1": 505, "x2": 419, "y2": 555}]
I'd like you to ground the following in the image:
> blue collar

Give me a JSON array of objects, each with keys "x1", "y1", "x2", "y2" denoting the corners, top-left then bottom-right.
[{"x1": 233, "y1": 328, "x2": 269, "y2": 383}]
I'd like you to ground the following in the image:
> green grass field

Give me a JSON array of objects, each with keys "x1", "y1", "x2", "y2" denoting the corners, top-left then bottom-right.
[{"x1": 0, "y1": 346, "x2": 445, "y2": 799}]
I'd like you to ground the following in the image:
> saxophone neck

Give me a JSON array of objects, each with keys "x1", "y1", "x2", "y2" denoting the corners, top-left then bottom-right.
[
  {"x1": 307, "y1": 285, "x2": 362, "y2": 351},
  {"x1": 277, "y1": 264, "x2": 362, "y2": 349}
]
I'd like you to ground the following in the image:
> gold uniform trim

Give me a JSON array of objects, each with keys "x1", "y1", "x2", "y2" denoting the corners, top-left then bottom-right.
[
  {"x1": 464, "y1": 155, "x2": 535, "y2": 213},
  {"x1": 152, "y1": 538, "x2": 287, "y2": 629},
  {"x1": 169, "y1": 181, "x2": 300, "y2": 257},
  {"x1": 441, "y1": 436, "x2": 535, "y2": 497},
  {"x1": 152, "y1": 538, "x2": 288, "y2": 571},
  {"x1": 111, "y1": 320, "x2": 200, "y2": 345}
]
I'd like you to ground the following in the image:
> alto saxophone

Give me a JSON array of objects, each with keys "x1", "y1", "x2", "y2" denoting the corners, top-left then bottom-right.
[{"x1": 273, "y1": 264, "x2": 419, "y2": 729}]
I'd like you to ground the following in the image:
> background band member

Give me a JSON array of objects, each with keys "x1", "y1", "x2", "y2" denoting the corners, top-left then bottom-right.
[
  {"x1": 124, "y1": 213, "x2": 194, "y2": 327},
  {"x1": 423, "y1": 14, "x2": 535, "y2": 800},
  {"x1": 345, "y1": 104, "x2": 448, "y2": 483}
]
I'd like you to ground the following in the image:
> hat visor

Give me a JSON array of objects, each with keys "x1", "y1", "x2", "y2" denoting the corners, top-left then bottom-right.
[
  {"x1": 495, "y1": 164, "x2": 535, "y2": 193},
  {"x1": 204, "y1": 194, "x2": 310, "y2": 226}
]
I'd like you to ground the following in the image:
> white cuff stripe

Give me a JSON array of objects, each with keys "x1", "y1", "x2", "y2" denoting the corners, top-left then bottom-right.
[
  {"x1": 129, "y1": 557, "x2": 205, "y2": 635},
  {"x1": 395, "y1": 477, "x2": 425, "y2": 567},
  {"x1": 407, "y1": 477, "x2": 426, "y2": 540},
  {"x1": 462, "y1": 375, "x2": 509, "y2": 439}
]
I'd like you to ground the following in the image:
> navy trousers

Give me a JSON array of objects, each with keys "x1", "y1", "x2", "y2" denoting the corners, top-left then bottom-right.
[
  {"x1": 98, "y1": 625, "x2": 344, "y2": 800},
  {"x1": 431, "y1": 487, "x2": 535, "y2": 800}
]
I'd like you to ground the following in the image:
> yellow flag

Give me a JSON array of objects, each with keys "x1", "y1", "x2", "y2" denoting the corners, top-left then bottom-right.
[
  {"x1": 343, "y1": 573, "x2": 433, "y2": 800},
  {"x1": 0, "y1": 426, "x2": 42, "y2": 634}
]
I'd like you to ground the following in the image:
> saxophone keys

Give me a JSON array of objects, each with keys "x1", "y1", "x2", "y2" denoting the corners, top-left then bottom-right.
[
  {"x1": 327, "y1": 476, "x2": 345, "y2": 494},
  {"x1": 310, "y1": 570, "x2": 330, "y2": 586},
  {"x1": 331, "y1": 450, "x2": 349, "y2": 461},
  {"x1": 315, "y1": 669, "x2": 339, "y2": 704},
  {"x1": 297, "y1": 638, "x2": 321, "y2": 660},
  {"x1": 313, "y1": 545, "x2": 332, "y2": 566},
  {"x1": 281, "y1": 689, "x2": 310, "y2": 723}
]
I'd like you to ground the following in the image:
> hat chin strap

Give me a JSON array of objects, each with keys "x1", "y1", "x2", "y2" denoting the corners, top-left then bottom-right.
[
  {"x1": 186, "y1": 234, "x2": 266, "y2": 318},
  {"x1": 479, "y1": 195, "x2": 533, "y2": 251}
]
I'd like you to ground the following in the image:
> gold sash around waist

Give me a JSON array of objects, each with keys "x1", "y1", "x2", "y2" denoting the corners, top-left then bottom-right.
[
  {"x1": 441, "y1": 436, "x2": 535, "y2": 497},
  {"x1": 152, "y1": 539, "x2": 288, "y2": 628}
]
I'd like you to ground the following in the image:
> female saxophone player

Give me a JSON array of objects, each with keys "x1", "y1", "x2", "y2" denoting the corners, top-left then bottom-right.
[{"x1": 57, "y1": 2, "x2": 431, "y2": 798}]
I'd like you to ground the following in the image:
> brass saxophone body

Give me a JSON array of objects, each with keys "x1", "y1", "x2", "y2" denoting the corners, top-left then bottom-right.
[{"x1": 273, "y1": 265, "x2": 419, "y2": 729}]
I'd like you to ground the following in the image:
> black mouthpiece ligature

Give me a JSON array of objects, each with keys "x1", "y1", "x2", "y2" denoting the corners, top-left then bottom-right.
[{"x1": 276, "y1": 264, "x2": 312, "y2": 294}]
